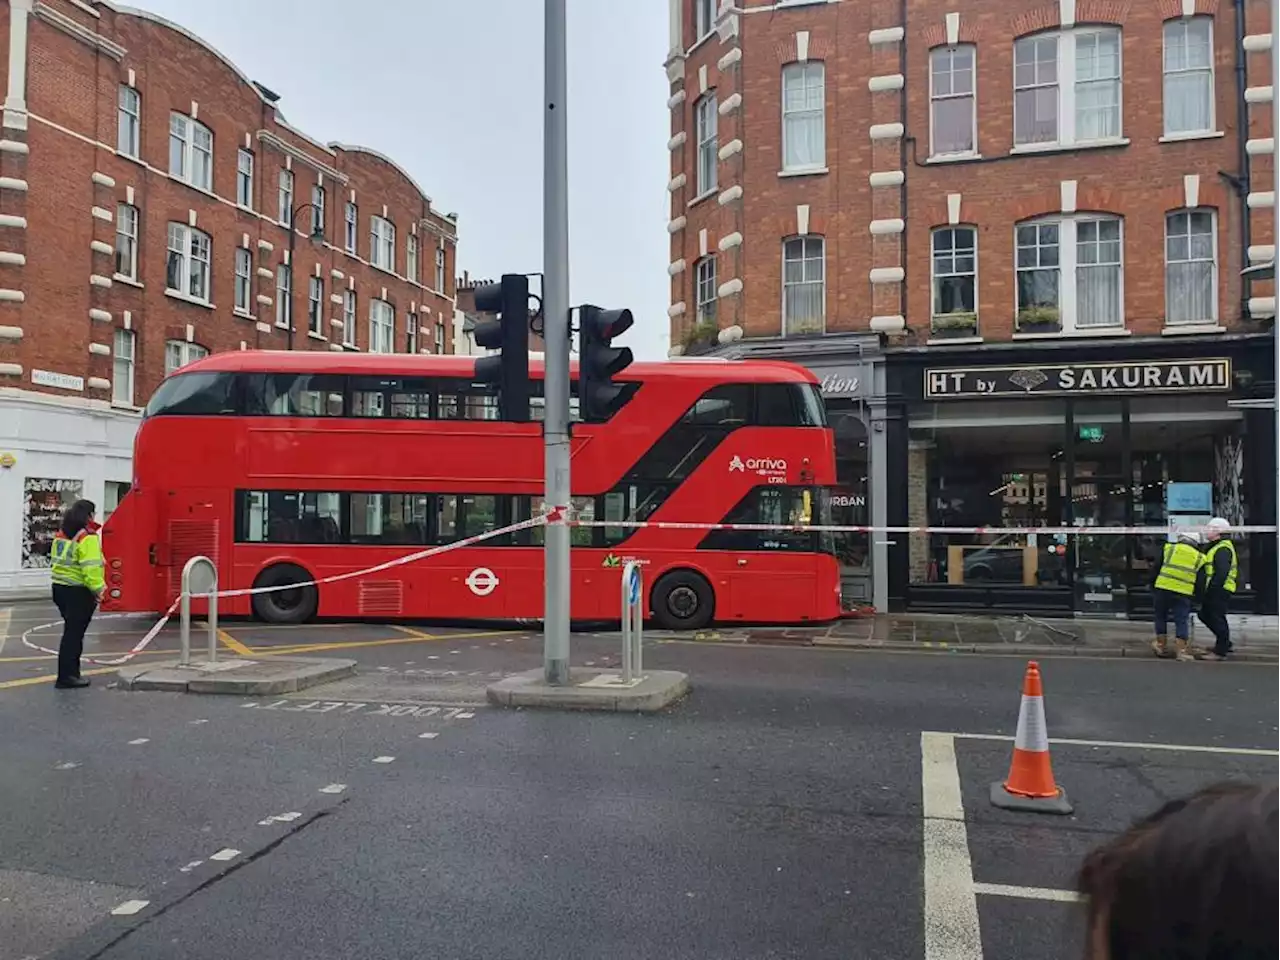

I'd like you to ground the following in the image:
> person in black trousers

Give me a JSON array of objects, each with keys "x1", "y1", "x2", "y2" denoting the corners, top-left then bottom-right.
[
  {"x1": 49, "y1": 499, "x2": 105, "y2": 688},
  {"x1": 1197, "y1": 517, "x2": 1239, "y2": 661}
]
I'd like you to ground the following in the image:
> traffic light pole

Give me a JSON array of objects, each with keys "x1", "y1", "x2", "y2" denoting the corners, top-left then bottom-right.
[{"x1": 542, "y1": 0, "x2": 572, "y2": 685}]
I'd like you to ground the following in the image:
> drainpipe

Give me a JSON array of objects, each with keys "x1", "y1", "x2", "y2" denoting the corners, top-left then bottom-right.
[
  {"x1": 1234, "y1": 0, "x2": 1252, "y2": 319},
  {"x1": 898, "y1": 0, "x2": 909, "y2": 332}
]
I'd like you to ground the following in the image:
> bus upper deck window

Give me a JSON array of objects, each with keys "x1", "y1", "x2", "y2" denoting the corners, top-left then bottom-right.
[{"x1": 142, "y1": 372, "x2": 237, "y2": 417}]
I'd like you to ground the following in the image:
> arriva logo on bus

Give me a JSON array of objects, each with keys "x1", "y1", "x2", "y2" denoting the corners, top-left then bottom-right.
[{"x1": 729, "y1": 455, "x2": 789, "y2": 482}]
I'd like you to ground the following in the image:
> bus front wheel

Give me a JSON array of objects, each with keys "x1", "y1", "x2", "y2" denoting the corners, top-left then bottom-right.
[
  {"x1": 650, "y1": 569, "x2": 714, "y2": 631},
  {"x1": 251, "y1": 563, "x2": 319, "y2": 624}
]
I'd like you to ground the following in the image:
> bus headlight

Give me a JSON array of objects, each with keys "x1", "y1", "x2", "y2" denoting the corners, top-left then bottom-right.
[{"x1": 109, "y1": 589, "x2": 121, "y2": 599}]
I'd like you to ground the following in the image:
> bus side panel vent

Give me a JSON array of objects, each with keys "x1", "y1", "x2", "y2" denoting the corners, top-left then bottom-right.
[
  {"x1": 359, "y1": 580, "x2": 404, "y2": 616},
  {"x1": 167, "y1": 519, "x2": 220, "y2": 598}
]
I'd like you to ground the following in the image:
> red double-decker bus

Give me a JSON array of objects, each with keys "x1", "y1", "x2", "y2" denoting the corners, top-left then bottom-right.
[{"x1": 102, "y1": 351, "x2": 841, "y2": 629}]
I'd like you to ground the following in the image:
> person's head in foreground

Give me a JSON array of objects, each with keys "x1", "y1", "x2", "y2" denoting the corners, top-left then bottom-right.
[{"x1": 1078, "y1": 781, "x2": 1277, "y2": 960}]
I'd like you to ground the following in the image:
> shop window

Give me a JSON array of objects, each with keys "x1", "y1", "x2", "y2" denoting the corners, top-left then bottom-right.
[
  {"x1": 1016, "y1": 216, "x2": 1123, "y2": 334},
  {"x1": 1165, "y1": 209, "x2": 1216, "y2": 325},
  {"x1": 22, "y1": 478, "x2": 83, "y2": 568},
  {"x1": 830, "y1": 413, "x2": 869, "y2": 570},
  {"x1": 782, "y1": 236, "x2": 825, "y2": 335},
  {"x1": 931, "y1": 226, "x2": 978, "y2": 338},
  {"x1": 930, "y1": 46, "x2": 976, "y2": 157}
]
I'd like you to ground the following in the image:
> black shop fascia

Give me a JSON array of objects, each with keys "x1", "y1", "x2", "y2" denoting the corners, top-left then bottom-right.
[{"x1": 882, "y1": 334, "x2": 1276, "y2": 618}]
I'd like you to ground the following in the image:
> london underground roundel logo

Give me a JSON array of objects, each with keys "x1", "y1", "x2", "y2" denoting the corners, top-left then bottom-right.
[{"x1": 465, "y1": 567, "x2": 499, "y2": 597}]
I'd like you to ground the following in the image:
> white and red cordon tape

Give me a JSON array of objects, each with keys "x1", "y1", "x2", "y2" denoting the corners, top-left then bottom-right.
[{"x1": 20, "y1": 507, "x2": 1275, "y2": 667}]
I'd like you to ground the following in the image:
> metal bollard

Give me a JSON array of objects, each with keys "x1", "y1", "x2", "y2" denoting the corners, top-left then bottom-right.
[
  {"x1": 178, "y1": 555, "x2": 219, "y2": 667},
  {"x1": 620, "y1": 561, "x2": 643, "y2": 683}
]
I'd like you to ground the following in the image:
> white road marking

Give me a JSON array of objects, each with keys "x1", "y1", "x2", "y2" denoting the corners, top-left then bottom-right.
[
  {"x1": 179, "y1": 860, "x2": 203, "y2": 873},
  {"x1": 54, "y1": 761, "x2": 79, "y2": 770},
  {"x1": 209, "y1": 848, "x2": 240, "y2": 862},
  {"x1": 0, "y1": 608, "x2": 11, "y2": 656},
  {"x1": 127, "y1": 738, "x2": 150, "y2": 745},
  {"x1": 946, "y1": 731, "x2": 1278, "y2": 757},
  {"x1": 456, "y1": 711, "x2": 476, "y2": 719},
  {"x1": 372, "y1": 756, "x2": 395, "y2": 764},
  {"x1": 257, "y1": 811, "x2": 303, "y2": 825},
  {"x1": 110, "y1": 899, "x2": 150, "y2": 916},
  {"x1": 319, "y1": 783, "x2": 347, "y2": 794},
  {"x1": 921, "y1": 731, "x2": 983, "y2": 960},
  {"x1": 973, "y1": 882, "x2": 1082, "y2": 903},
  {"x1": 418, "y1": 732, "x2": 439, "y2": 739},
  {"x1": 189, "y1": 719, "x2": 208, "y2": 725}
]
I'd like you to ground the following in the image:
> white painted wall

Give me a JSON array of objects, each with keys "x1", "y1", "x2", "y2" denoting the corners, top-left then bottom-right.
[{"x1": 0, "y1": 389, "x2": 138, "y2": 598}]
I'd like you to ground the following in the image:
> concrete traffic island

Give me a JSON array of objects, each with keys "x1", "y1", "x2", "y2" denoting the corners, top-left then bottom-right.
[
  {"x1": 486, "y1": 668, "x2": 690, "y2": 713},
  {"x1": 116, "y1": 656, "x2": 357, "y2": 695}
]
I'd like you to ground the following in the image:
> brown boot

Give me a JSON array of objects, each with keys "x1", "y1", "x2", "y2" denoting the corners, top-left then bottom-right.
[
  {"x1": 1151, "y1": 635, "x2": 1170, "y2": 658},
  {"x1": 1175, "y1": 639, "x2": 1201, "y2": 662}
]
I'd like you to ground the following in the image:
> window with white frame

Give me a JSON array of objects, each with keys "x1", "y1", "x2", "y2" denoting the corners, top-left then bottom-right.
[
  {"x1": 236, "y1": 149, "x2": 254, "y2": 208},
  {"x1": 276, "y1": 264, "x2": 291, "y2": 328},
  {"x1": 1163, "y1": 18, "x2": 1214, "y2": 137},
  {"x1": 434, "y1": 244, "x2": 446, "y2": 291},
  {"x1": 115, "y1": 203, "x2": 138, "y2": 280},
  {"x1": 1014, "y1": 29, "x2": 1122, "y2": 148},
  {"x1": 695, "y1": 93, "x2": 718, "y2": 195},
  {"x1": 781, "y1": 62, "x2": 825, "y2": 171},
  {"x1": 117, "y1": 85, "x2": 140, "y2": 157},
  {"x1": 311, "y1": 184, "x2": 326, "y2": 239},
  {"x1": 782, "y1": 236, "x2": 825, "y2": 334},
  {"x1": 165, "y1": 223, "x2": 211, "y2": 302},
  {"x1": 695, "y1": 256, "x2": 717, "y2": 324},
  {"x1": 308, "y1": 276, "x2": 324, "y2": 336},
  {"x1": 371, "y1": 216, "x2": 396, "y2": 271},
  {"x1": 168, "y1": 113, "x2": 213, "y2": 190},
  {"x1": 435, "y1": 320, "x2": 445, "y2": 354},
  {"x1": 1016, "y1": 215, "x2": 1123, "y2": 332},
  {"x1": 695, "y1": 0, "x2": 715, "y2": 39},
  {"x1": 164, "y1": 340, "x2": 209, "y2": 376},
  {"x1": 407, "y1": 312, "x2": 418, "y2": 354},
  {"x1": 930, "y1": 46, "x2": 976, "y2": 156},
  {"x1": 234, "y1": 247, "x2": 252, "y2": 313},
  {"x1": 931, "y1": 227, "x2": 977, "y2": 318},
  {"x1": 278, "y1": 169, "x2": 294, "y2": 225},
  {"x1": 1165, "y1": 209, "x2": 1216, "y2": 325},
  {"x1": 112, "y1": 328, "x2": 135, "y2": 406},
  {"x1": 407, "y1": 234, "x2": 419, "y2": 283},
  {"x1": 342, "y1": 288, "x2": 357, "y2": 346},
  {"x1": 369, "y1": 298, "x2": 394, "y2": 353},
  {"x1": 344, "y1": 202, "x2": 357, "y2": 254}
]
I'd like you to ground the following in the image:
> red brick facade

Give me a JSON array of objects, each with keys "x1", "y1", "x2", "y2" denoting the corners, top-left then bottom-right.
[
  {"x1": 0, "y1": 0, "x2": 457, "y2": 410},
  {"x1": 665, "y1": 0, "x2": 1274, "y2": 353}
]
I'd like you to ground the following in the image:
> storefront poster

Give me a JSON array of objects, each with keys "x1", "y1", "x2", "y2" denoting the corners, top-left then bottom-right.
[
  {"x1": 22, "y1": 478, "x2": 82, "y2": 568},
  {"x1": 925, "y1": 359, "x2": 1231, "y2": 398},
  {"x1": 1166, "y1": 481, "x2": 1212, "y2": 543}
]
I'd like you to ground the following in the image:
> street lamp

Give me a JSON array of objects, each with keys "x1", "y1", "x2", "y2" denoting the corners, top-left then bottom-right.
[{"x1": 286, "y1": 202, "x2": 325, "y2": 350}]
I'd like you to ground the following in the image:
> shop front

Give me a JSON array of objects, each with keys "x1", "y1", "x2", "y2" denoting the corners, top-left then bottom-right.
[
  {"x1": 885, "y1": 336, "x2": 1277, "y2": 617},
  {"x1": 715, "y1": 333, "x2": 889, "y2": 610}
]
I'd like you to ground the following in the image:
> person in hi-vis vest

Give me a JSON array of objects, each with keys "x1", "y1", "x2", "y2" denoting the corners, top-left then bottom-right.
[
  {"x1": 48, "y1": 499, "x2": 105, "y2": 688},
  {"x1": 1150, "y1": 530, "x2": 1204, "y2": 662},
  {"x1": 1197, "y1": 517, "x2": 1238, "y2": 661}
]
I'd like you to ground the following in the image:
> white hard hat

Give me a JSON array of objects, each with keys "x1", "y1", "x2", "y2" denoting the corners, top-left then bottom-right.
[
  {"x1": 1179, "y1": 530, "x2": 1202, "y2": 545},
  {"x1": 1207, "y1": 517, "x2": 1231, "y2": 531}
]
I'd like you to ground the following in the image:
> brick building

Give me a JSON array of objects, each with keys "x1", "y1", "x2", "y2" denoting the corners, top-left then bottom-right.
[
  {"x1": 0, "y1": 0, "x2": 458, "y2": 596},
  {"x1": 664, "y1": 0, "x2": 1276, "y2": 615}
]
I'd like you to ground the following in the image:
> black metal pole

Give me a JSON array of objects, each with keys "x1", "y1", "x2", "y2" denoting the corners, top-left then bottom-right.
[{"x1": 286, "y1": 211, "x2": 297, "y2": 351}]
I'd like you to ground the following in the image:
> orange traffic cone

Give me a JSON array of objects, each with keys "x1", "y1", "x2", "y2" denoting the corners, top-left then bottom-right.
[{"x1": 990, "y1": 661, "x2": 1073, "y2": 815}]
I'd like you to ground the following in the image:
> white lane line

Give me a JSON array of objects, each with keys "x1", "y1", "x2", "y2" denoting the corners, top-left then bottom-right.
[
  {"x1": 372, "y1": 756, "x2": 396, "y2": 764},
  {"x1": 257, "y1": 811, "x2": 303, "y2": 825},
  {"x1": 110, "y1": 899, "x2": 150, "y2": 916},
  {"x1": 455, "y1": 711, "x2": 476, "y2": 719},
  {"x1": 179, "y1": 860, "x2": 204, "y2": 873},
  {"x1": 54, "y1": 761, "x2": 79, "y2": 770},
  {"x1": 319, "y1": 783, "x2": 347, "y2": 794},
  {"x1": 0, "y1": 608, "x2": 12, "y2": 656},
  {"x1": 209, "y1": 848, "x2": 240, "y2": 862},
  {"x1": 418, "y1": 732, "x2": 440, "y2": 740},
  {"x1": 973, "y1": 882, "x2": 1082, "y2": 904},
  {"x1": 945, "y1": 731, "x2": 1279, "y2": 757},
  {"x1": 127, "y1": 738, "x2": 150, "y2": 745},
  {"x1": 189, "y1": 719, "x2": 208, "y2": 725},
  {"x1": 921, "y1": 731, "x2": 983, "y2": 960}
]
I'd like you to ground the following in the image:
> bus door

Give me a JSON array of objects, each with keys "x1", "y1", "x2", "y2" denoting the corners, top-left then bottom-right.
[
  {"x1": 154, "y1": 488, "x2": 226, "y2": 612},
  {"x1": 722, "y1": 487, "x2": 819, "y2": 622}
]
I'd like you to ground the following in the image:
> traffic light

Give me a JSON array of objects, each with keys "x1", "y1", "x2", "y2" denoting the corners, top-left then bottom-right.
[
  {"x1": 473, "y1": 274, "x2": 531, "y2": 422},
  {"x1": 578, "y1": 304, "x2": 634, "y2": 422}
]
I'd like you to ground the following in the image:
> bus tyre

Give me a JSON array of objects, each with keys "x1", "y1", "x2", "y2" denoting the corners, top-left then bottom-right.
[
  {"x1": 650, "y1": 570, "x2": 714, "y2": 632},
  {"x1": 250, "y1": 563, "x2": 319, "y2": 624}
]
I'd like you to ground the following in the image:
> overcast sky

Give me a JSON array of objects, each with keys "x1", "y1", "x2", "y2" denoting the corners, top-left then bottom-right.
[{"x1": 131, "y1": 0, "x2": 671, "y2": 359}]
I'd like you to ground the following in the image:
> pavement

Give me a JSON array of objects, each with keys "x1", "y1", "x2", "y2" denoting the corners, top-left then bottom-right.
[{"x1": 0, "y1": 598, "x2": 1276, "y2": 960}]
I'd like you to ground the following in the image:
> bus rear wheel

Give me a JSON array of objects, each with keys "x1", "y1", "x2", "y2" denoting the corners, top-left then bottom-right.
[
  {"x1": 251, "y1": 563, "x2": 319, "y2": 624},
  {"x1": 650, "y1": 569, "x2": 714, "y2": 631}
]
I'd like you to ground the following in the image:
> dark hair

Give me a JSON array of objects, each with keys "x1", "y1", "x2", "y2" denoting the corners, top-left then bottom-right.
[
  {"x1": 1078, "y1": 781, "x2": 1277, "y2": 960},
  {"x1": 60, "y1": 499, "x2": 96, "y2": 538}
]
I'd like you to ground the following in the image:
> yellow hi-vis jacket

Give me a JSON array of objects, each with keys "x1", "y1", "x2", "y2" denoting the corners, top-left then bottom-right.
[
  {"x1": 50, "y1": 529, "x2": 106, "y2": 594},
  {"x1": 1154, "y1": 540, "x2": 1203, "y2": 597},
  {"x1": 1204, "y1": 539, "x2": 1239, "y2": 593}
]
